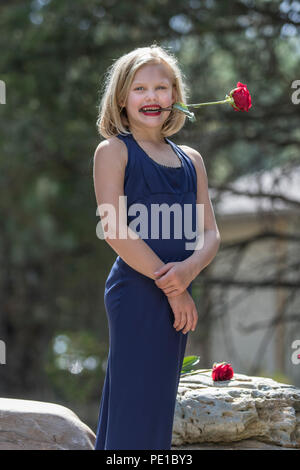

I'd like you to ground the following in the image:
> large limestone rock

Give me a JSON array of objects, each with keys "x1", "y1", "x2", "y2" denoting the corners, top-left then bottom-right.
[
  {"x1": 172, "y1": 371, "x2": 300, "y2": 449},
  {"x1": 0, "y1": 398, "x2": 96, "y2": 450},
  {"x1": 2, "y1": 372, "x2": 300, "y2": 451}
]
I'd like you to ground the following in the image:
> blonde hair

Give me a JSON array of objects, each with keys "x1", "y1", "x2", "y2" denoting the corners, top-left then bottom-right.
[{"x1": 96, "y1": 43, "x2": 190, "y2": 139}]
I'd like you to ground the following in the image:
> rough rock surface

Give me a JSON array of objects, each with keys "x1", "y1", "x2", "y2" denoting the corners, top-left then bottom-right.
[
  {"x1": 2, "y1": 371, "x2": 300, "y2": 451},
  {"x1": 0, "y1": 398, "x2": 96, "y2": 450},
  {"x1": 171, "y1": 371, "x2": 300, "y2": 449}
]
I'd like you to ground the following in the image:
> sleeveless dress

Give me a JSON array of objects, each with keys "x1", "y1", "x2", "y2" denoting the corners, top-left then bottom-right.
[{"x1": 94, "y1": 131, "x2": 198, "y2": 450}]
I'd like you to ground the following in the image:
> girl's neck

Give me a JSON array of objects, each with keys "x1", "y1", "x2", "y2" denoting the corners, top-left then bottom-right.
[{"x1": 130, "y1": 129, "x2": 165, "y2": 146}]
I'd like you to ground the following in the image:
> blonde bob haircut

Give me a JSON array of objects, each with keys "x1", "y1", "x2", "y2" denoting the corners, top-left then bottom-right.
[{"x1": 96, "y1": 43, "x2": 190, "y2": 139}]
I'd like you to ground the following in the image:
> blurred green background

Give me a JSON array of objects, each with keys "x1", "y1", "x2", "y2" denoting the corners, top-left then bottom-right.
[{"x1": 0, "y1": 0, "x2": 299, "y2": 433}]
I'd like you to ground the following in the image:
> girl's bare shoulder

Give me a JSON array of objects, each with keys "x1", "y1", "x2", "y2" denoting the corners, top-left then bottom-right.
[
  {"x1": 94, "y1": 136, "x2": 128, "y2": 171},
  {"x1": 177, "y1": 144, "x2": 204, "y2": 169}
]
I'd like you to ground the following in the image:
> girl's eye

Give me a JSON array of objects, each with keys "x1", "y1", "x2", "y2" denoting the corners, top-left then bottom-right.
[{"x1": 134, "y1": 86, "x2": 166, "y2": 90}]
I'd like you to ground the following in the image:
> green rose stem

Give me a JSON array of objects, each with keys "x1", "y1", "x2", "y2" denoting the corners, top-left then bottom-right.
[
  {"x1": 181, "y1": 368, "x2": 212, "y2": 377},
  {"x1": 187, "y1": 96, "x2": 234, "y2": 108},
  {"x1": 173, "y1": 93, "x2": 239, "y2": 122}
]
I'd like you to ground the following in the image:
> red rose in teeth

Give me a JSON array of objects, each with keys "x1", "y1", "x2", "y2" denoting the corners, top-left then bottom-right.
[{"x1": 229, "y1": 82, "x2": 252, "y2": 112}]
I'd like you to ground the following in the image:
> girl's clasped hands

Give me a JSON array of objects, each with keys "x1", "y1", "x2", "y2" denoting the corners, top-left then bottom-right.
[{"x1": 153, "y1": 262, "x2": 198, "y2": 334}]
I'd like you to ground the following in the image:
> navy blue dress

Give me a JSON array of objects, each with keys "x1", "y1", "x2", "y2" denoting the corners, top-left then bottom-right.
[{"x1": 94, "y1": 131, "x2": 198, "y2": 450}]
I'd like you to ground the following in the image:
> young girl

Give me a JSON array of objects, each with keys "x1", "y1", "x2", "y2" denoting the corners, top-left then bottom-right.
[{"x1": 93, "y1": 44, "x2": 220, "y2": 450}]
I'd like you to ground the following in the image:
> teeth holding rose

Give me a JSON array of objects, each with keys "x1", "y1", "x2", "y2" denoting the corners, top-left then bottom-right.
[
  {"x1": 140, "y1": 107, "x2": 161, "y2": 112},
  {"x1": 139, "y1": 106, "x2": 173, "y2": 113}
]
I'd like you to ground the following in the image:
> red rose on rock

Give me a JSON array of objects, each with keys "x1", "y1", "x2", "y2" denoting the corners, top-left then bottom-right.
[
  {"x1": 229, "y1": 82, "x2": 252, "y2": 112},
  {"x1": 212, "y1": 362, "x2": 234, "y2": 381}
]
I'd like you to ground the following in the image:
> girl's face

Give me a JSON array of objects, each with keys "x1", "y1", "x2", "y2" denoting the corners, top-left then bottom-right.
[{"x1": 122, "y1": 63, "x2": 176, "y2": 132}]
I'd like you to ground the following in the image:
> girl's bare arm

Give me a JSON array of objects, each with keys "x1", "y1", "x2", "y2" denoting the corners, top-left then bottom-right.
[
  {"x1": 178, "y1": 145, "x2": 221, "y2": 281},
  {"x1": 93, "y1": 137, "x2": 167, "y2": 281}
]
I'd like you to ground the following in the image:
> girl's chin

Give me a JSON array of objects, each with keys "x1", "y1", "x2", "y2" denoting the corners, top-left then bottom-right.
[{"x1": 139, "y1": 113, "x2": 166, "y2": 121}]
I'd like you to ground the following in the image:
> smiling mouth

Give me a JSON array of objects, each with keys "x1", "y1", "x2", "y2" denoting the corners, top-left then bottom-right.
[
  {"x1": 139, "y1": 107, "x2": 172, "y2": 113},
  {"x1": 139, "y1": 107, "x2": 162, "y2": 113}
]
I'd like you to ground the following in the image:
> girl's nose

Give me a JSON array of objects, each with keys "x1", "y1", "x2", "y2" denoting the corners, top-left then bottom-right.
[{"x1": 145, "y1": 89, "x2": 159, "y2": 99}]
